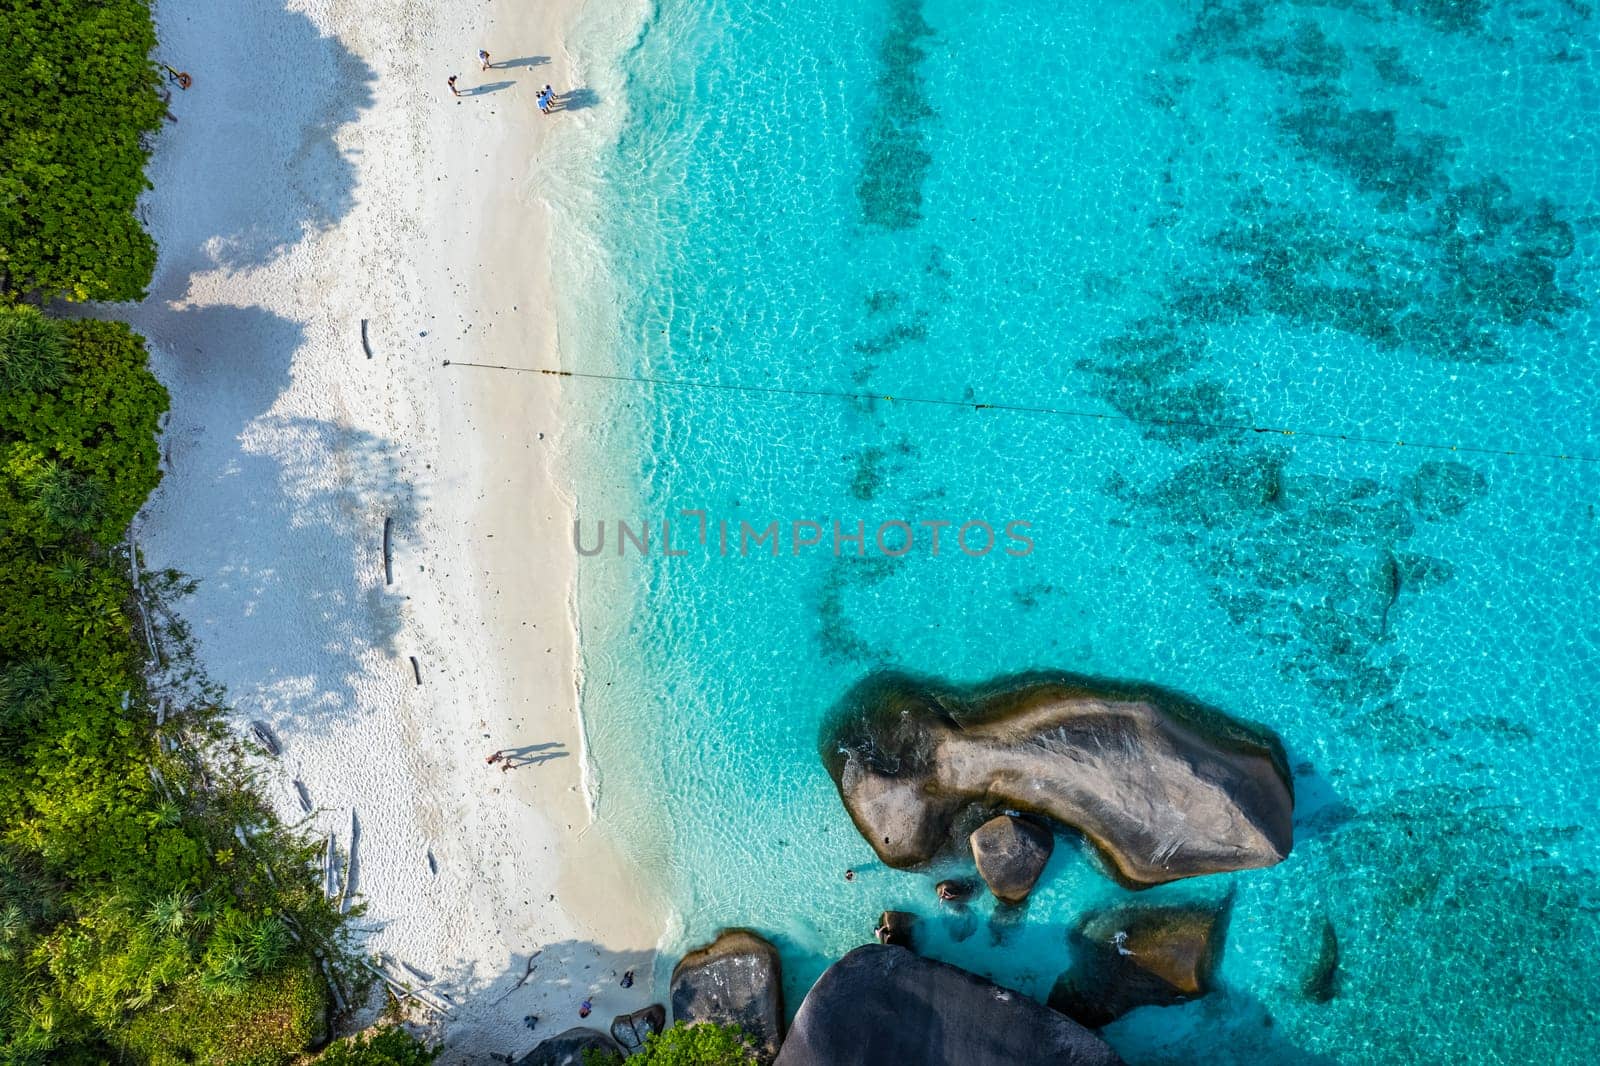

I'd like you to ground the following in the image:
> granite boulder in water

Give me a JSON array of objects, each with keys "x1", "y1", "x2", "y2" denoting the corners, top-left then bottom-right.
[
  {"x1": 1049, "y1": 903, "x2": 1228, "y2": 1027},
  {"x1": 670, "y1": 929, "x2": 783, "y2": 1062},
  {"x1": 821, "y1": 671, "x2": 1294, "y2": 886},
  {"x1": 774, "y1": 945, "x2": 1123, "y2": 1066},
  {"x1": 971, "y1": 814, "x2": 1054, "y2": 902}
]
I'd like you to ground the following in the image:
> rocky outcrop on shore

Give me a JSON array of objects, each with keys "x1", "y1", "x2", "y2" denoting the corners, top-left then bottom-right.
[
  {"x1": 971, "y1": 814, "x2": 1054, "y2": 902},
  {"x1": 517, "y1": 1026, "x2": 623, "y2": 1065},
  {"x1": 610, "y1": 1003, "x2": 666, "y2": 1055},
  {"x1": 1049, "y1": 903, "x2": 1229, "y2": 1027},
  {"x1": 821, "y1": 671, "x2": 1294, "y2": 886},
  {"x1": 774, "y1": 945, "x2": 1123, "y2": 1066},
  {"x1": 670, "y1": 929, "x2": 784, "y2": 1062}
]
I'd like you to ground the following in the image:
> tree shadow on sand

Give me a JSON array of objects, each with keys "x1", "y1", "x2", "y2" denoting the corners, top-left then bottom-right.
[
  {"x1": 373, "y1": 938, "x2": 658, "y2": 1063},
  {"x1": 141, "y1": 2, "x2": 377, "y2": 279},
  {"x1": 131, "y1": 303, "x2": 422, "y2": 745}
]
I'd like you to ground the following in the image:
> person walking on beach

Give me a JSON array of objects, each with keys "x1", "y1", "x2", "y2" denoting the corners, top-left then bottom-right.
[
  {"x1": 486, "y1": 750, "x2": 504, "y2": 765},
  {"x1": 478, "y1": 48, "x2": 492, "y2": 71},
  {"x1": 537, "y1": 86, "x2": 552, "y2": 115},
  {"x1": 448, "y1": 74, "x2": 460, "y2": 97}
]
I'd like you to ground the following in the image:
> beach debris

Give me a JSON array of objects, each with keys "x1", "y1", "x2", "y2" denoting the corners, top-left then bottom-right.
[
  {"x1": 426, "y1": 848, "x2": 438, "y2": 876},
  {"x1": 323, "y1": 832, "x2": 339, "y2": 900},
  {"x1": 490, "y1": 951, "x2": 541, "y2": 1005},
  {"x1": 319, "y1": 955, "x2": 348, "y2": 1013},
  {"x1": 366, "y1": 956, "x2": 453, "y2": 1016},
  {"x1": 248, "y1": 720, "x2": 281, "y2": 757},
  {"x1": 360, "y1": 318, "x2": 373, "y2": 359},
  {"x1": 293, "y1": 779, "x2": 313, "y2": 814},
  {"x1": 382, "y1": 516, "x2": 393, "y2": 585},
  {"x1": 159, "y1": 63, "x2": 192, "y2": 90},
  {"x1": 410, "y1": 655, "x2": 422, "y2": 685},
  {"x1": 341, "y1": 809, "x2": 359, "y2": 913}
]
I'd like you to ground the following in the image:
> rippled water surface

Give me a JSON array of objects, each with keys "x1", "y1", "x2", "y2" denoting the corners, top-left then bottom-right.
[{"x1": 567, "y1": 1, "x2": 1600, "y2": 1060}]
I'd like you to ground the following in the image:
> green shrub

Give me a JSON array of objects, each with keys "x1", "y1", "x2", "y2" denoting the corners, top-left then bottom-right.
[
  {"x1": 0, "y1": 6, "x2": 364, "y2": 1061},
  {"x1": 0, "y1": 307, "x2": 67, "y2": 392},
  {"x1": 0, "y1": 304, "x2": 352, "y2": 1063},
  {"x1": 115, "y1": 962, "x2": 329, "y2": 1066},
  {"x1": 313, "y1": 1026, "x2": 442, "y2": 1066},
  {"x1": 0, "y1": 0, "x2": 165, "y2": 302}
]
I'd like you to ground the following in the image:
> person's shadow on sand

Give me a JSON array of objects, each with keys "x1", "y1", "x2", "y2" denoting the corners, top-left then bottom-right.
[
  {"x1": 502, "y1": 742, "x2": 569, "y2": 768},
  {"x1": 493, "y1": 55, "x2": 549, "y2": 69},
  {"x1": 467, "y1": 80, "x2": 515, "y2": 96},
  {"x1": 552, "y1": 87, "x2": 599, "y2": 112}
]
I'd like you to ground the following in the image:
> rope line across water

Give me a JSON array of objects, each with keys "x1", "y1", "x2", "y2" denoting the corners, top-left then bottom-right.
[{"x1": 439, "y1": 360, "x2": 1600, "y2": 466}]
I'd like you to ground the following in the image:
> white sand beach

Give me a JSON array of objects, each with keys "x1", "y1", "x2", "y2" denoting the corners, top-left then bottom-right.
[{"x1": 125, "y1": 0, "x2": 660, "y2": 1057}]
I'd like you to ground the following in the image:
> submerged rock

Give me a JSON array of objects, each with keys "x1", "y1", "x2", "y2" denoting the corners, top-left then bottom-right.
[
  {"x1": 875, "y1": 910, "x2": 917, "y2": 949},
  {"x1": 517, "y1": 1027, "x2": 622, "y2": 1066},
  {"x1": 610, "y1": 1003, "x2": 666, "y2": 1055},
  {"x1": 670, "y1": 929, "x2": 783, "y2": 1062},
  {"x1": 1302, "y1": 917, "x2": 1341, "y2": 1004},
  {"x1": 1048, "y1": 903, "x2": 1228, "y2": 1027},
  {"x1": 822, "y1": 671, "x2": 1294, "y2": 886},
  {"x1": 971, "y1": 814, "x2": 1054, "y2": 902},
  {"x1": 774, "y1": 945, "x2": 1123, "y2": 1066}
]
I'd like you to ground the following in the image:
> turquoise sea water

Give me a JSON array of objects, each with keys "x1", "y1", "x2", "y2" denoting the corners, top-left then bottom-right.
[{"x1": 568, "y1": 1, "x2": 1600, "y2": 1061}]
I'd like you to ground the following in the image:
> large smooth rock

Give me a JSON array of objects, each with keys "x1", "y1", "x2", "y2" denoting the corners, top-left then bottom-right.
[
  {"x1": 822, "y1": 672, "x2": 1294, "y2": 886},
  {"x1": 774, "y1": 945, "x2": 1122, "y2": 1066},
  {"x1": 971, "y1": 815, "x2": 1054, "y2": 902},
  {"x1": 1048, "y1": 904, "x2": 1227, "y2": 1027},
  {"x1": 670, "y1": 929, "x2": 783, "y2": 1062},
  {"x1": 611, "y1": 1003, "x2": 666, "y2": 1055},
  {"x1": 517, "y1": 1027, "x2": 622, "y2": 1066}
]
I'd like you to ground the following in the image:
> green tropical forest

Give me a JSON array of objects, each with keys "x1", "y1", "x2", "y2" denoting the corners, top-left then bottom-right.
[{"x1": 0, "y1": 1, "x2": 430, "y2": 1062}]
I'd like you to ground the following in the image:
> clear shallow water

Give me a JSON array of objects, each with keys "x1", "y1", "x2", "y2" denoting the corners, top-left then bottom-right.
[{"x1": 568, "y1": 1, "x2": 1600, "y2": 1061}]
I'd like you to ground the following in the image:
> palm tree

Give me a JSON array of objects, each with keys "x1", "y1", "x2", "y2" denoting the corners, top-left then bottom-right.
[
  {"x1": 0, "y1": 659, "x2": 67, "y2": 723},
  {"x1": 0, "y1": 307, "x2": 68, "y2": 394},
  {"x1": 27, "y1": 462, "x2": 105, "y2": 534},
  {"x1": 143, "y1": 890, "x2": 195, "y2": 935},
  {"x1": 49, "y1": 556, "x2": 90, "y2": 590}
]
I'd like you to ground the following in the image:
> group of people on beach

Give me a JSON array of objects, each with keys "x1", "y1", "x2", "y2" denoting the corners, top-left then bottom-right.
[{"x1": 446, "y1": 48, "x2": 565, "y2": 114}]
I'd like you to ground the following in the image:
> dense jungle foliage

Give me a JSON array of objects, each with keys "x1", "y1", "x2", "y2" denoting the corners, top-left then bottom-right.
[{"x1": 0, "y1": 2, "x2": 423, "y2": 1062}]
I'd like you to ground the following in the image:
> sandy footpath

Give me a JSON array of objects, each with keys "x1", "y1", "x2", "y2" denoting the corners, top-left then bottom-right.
[{"x1": 124, "y1": 0, "x2": 660, "y2": 1057}]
